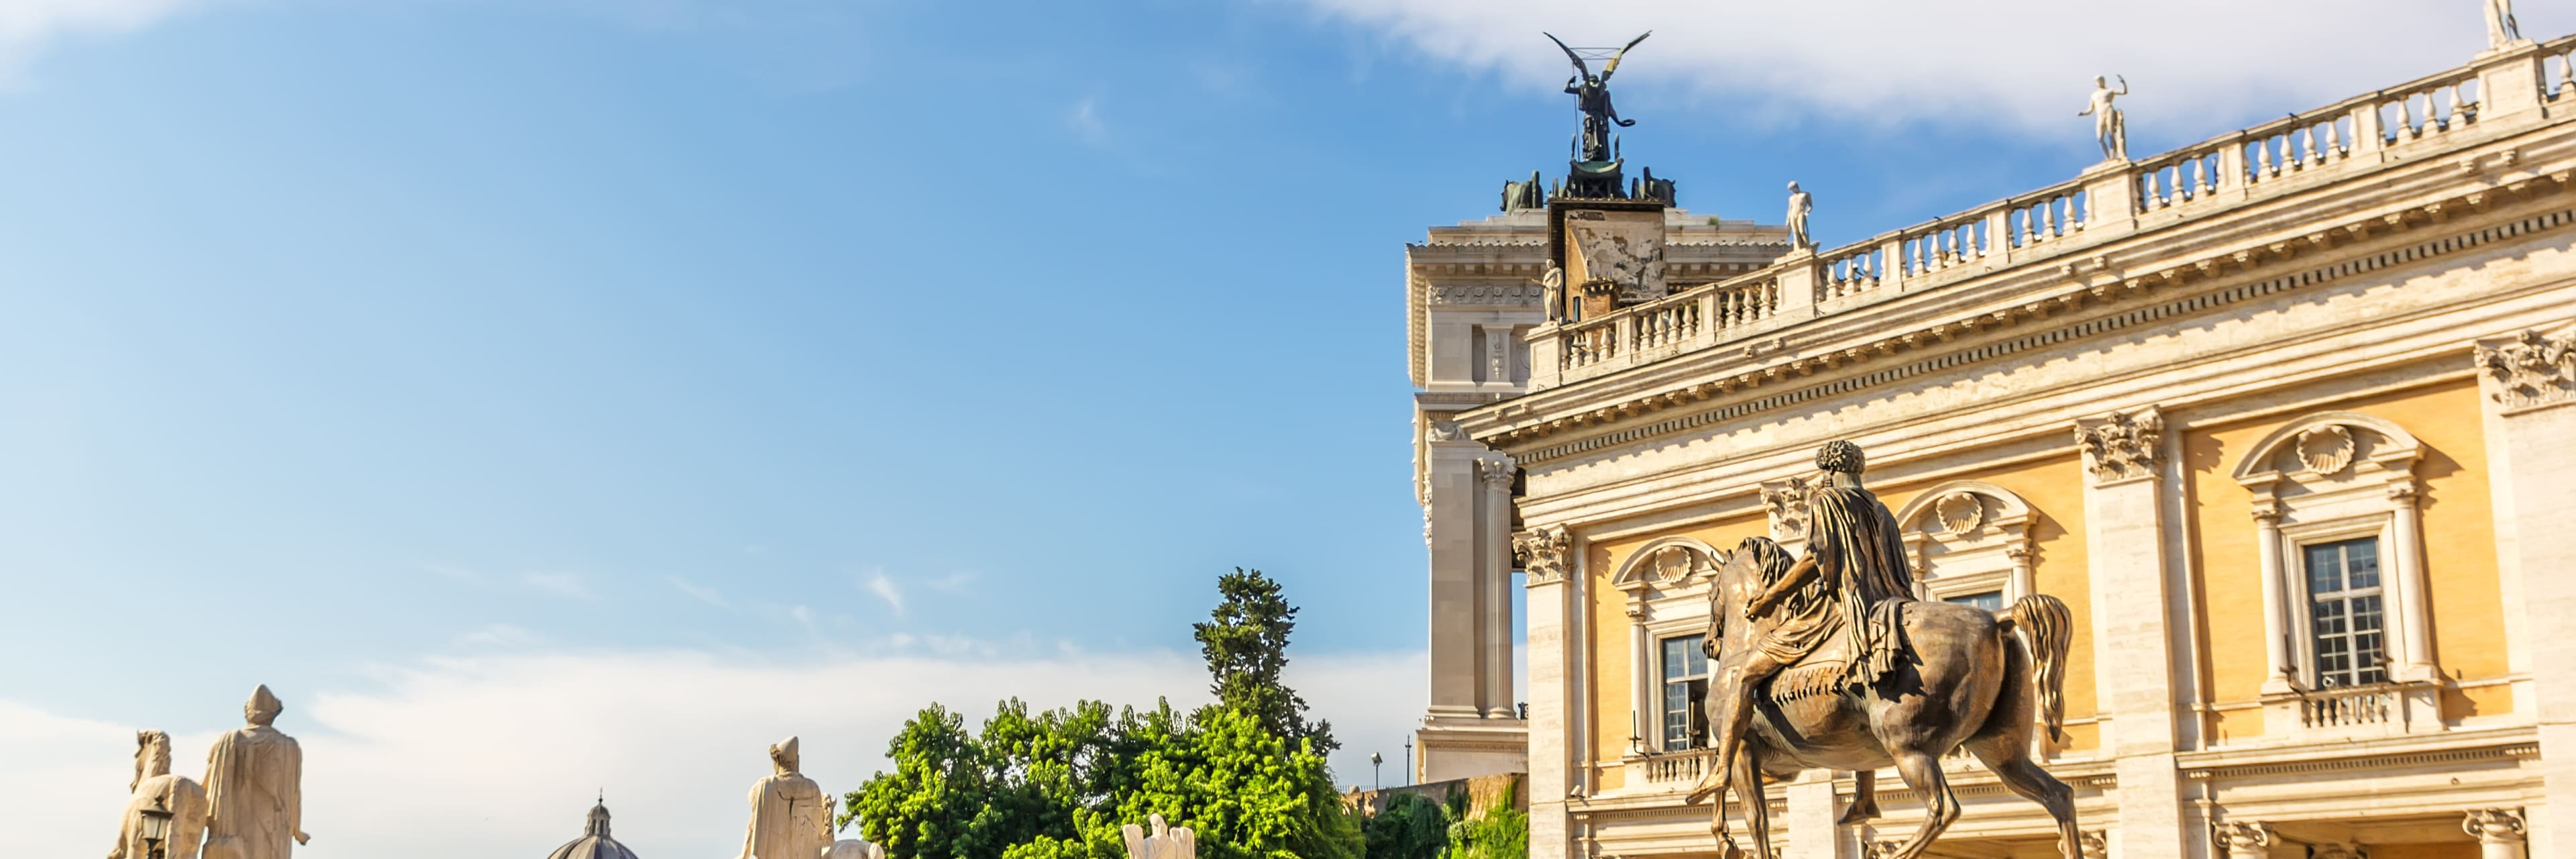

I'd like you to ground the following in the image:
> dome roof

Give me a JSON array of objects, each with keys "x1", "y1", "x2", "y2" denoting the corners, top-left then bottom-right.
[{"x1": 545, "y1": 801, "x2": 641, "y2": 859}]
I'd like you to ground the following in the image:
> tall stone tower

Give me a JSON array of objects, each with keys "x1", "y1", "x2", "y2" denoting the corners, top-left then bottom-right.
[{"x1": 1406, "y1": 157, "x2": 1786, "y2": 784}]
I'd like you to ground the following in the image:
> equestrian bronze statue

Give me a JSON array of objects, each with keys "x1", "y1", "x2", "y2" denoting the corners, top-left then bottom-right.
[{"x1": 1684, "y1": 441, "x2": 2080, "y2": 859}]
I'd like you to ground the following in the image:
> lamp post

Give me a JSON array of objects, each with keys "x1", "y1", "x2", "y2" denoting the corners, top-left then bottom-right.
[
  {"x1": 138, "y1": 793, "x2": 174, "y2": 859},
  {"x1": 1402, "y1": 738, "x2": 1412, "y2": 786},
  {"x1": 1370, "y1": 752, "x2": 1383, "y2": 791}
]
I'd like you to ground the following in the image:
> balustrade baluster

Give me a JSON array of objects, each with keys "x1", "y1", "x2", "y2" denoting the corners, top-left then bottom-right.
[
  {"x1": 1909, "y1": 237, "x2": 1925, "y2": 276},
  {"x1": 2062, "y1": 193, "x2": 2080, "y2": 232},
  {"x1": 2302, "y1": 124, "x2": 2321, "y2": 164},
  {"x1": 1945, "y1": 230, "x2": 1962, "y2": 266},
  {"x1": 2448, "y1": 85, "x2": 2469, "y2": 129},
  {"x1": 2323, "y1": 119, "x2": 2343, "y2": 160}
]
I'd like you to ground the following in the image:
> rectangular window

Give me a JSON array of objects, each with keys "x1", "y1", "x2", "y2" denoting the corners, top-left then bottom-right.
[
  {"x1": 1945, "y1": 591, "x2": 2006, "y2": 612},
  {"x1": 2304, "y1": 538, "x2": 2387, "y2": 688},
  {"x1": 1660, "y1": 635, "x2": 1709, "y2": 750}
]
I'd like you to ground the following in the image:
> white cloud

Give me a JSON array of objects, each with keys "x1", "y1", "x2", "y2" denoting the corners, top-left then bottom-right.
[
  {"x1": 520, "y1": 570, "x2": 598, "y2": 601},
  {"x1": 0, "y1": 0, "x2": 212, "y2": 74},
  {"x1": 862, "y1": 571, "x2": 904, "y2": 615},
  {"x1": 0, "y1": 648, "x2": 1426, "y2": 859},
  {"x1": 668, "y1": 576, "x2": 732, "y2": 608},
  {"x1": 1297, "y1": 0, "x2": 2554, "y2": 134},
  {"x1": 1068, "y1": 96, "x2": 1110, "y2": 146}
]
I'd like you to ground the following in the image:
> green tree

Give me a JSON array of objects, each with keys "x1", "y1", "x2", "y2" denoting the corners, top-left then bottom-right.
[
  {"x1": 1360, "y1": 793, "x2": 1450, "y2": 859},
  {"x1": 1442, "y1": 784, "x2": 1525, "y2": 859},
  {"x1": 1192, "y1": 568, "x2": 1338, "y2": 754}
]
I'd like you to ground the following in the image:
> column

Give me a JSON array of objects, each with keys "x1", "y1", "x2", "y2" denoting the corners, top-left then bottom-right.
[
  {"x1": 1627, "y1": 603, "x2": 1649, "y2": 756},
  {"x1": 1478, "y1": 456, "x2": 1518, "y2": 718},
  {"x1": 1519, "y1": 526, "x2": 1574, "y2": 859},
  {"x1": 2474, "y1": 330, "x2": 2576, "y2": 858},
  {"x1": 1424, "y1": 425, "x2": 1488, "y2": 721},
  {"x1": 2465, "y1": 809, "x2": 2530, "y2": 859},
  {"x1": 2251, "y1": 499, "x2": 2294, "y2": 695},
  {"x1": 2074, "y1": 407, "x2": 2192, "y2": 859},
  {"x1": 2385, "y1": 480, "x2": 2437, "y2": 682}
]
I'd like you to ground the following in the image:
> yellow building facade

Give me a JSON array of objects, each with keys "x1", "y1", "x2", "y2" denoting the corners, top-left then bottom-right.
[{"x1": 1407, "y1": 30, "x2": 2576, "y2": 859}]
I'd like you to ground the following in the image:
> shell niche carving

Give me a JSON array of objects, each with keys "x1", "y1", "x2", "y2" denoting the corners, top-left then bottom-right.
[
  {"x1": 2294, "y1": 424, "x2": 2355, "y2": 476},
  {"x1": 1933, "y1": 492, "x2": 1984, "y2": 535}
]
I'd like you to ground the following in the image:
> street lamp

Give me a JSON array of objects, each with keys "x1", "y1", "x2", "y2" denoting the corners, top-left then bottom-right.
[
  {"x1": 1401, "y1": 738, "x2": 1412, "y2": 787},
  {"x1": 138, "y1": 794, "x2": 174, "y2": 859},
  {"x1": 1369, "y1": 752, "x2": 1383, "y2": 791}
]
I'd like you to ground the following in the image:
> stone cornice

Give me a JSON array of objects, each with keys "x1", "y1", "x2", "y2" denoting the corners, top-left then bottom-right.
[{"x1": 1464, "y1": 148, "x2": 2576, "y2": 466}]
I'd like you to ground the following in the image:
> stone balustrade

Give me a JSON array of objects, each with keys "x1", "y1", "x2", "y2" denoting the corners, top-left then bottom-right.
[
  {"x1": 1527, "y1": 32, "x2": 2576, "y2": 391},
  {"x1": 2296, "y1": 683, "x2": 2396, "y2": 729}
]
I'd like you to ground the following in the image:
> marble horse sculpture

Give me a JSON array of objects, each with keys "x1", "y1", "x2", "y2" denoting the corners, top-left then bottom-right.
[
  {"x1": 109, "y1": 730, "x2": 209, "y2": 859},
  {"x1": 1684, "y1": 523, "x2": 2081, "y2": 858}
]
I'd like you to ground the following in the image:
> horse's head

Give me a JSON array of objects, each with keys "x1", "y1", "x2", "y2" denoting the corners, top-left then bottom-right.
[
  {"x1": 1709, "y1": 537, "x2": 1797, "y2": 650},
  {"x1": 132, "y1": 729, "x2": 172, "y2": 791}
]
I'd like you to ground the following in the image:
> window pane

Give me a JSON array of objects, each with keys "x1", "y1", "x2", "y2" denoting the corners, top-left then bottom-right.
[
  {"x1": 2304, "y1": 542, "x2": 2345, "y2": 594},
  {"x1": 2346, "y1": 540, "x2": 2380, "y2": 589},
  {"x1": 1945, "y1": 591, "x2": 2005, "y2": 612},
  {"x1": 1662, "y1": 679, "x2": 1690, "y2": 748},
  {"x1": 2306, "y1": 536, "x2": 2390, "y2": 688},
  {"x1": 1662, "y1": 636, "x2": 1706, "y2": 680},
  {"x1": 1659, "y1": 635, "x2": 1706, "y2": 749}
]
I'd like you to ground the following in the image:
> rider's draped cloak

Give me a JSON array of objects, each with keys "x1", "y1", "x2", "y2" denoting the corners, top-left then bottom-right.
[{"x1": 1805, "y1": 481, "x2": 1919, "y2": 685}]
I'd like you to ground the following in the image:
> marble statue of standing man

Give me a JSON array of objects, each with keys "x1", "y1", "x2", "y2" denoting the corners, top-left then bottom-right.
[
  {"x1": 2080, "y1": 75, "x2": 2130, "y2": 162},
  {"x1": 202, "y1": 685, "x2": 307, "y2": 859},
  {"x1": 1785, "y1": 182, "x2": 1813, "y2": 252},
  {"x1": 738, "y1": 736, "x2": 831, "y2": 859},
  {"x1": 1536, "y1": 259, "x2": 1566, "y2": 323},
  {"x1": 2487, "y1": 0, "x2": 2523, "y2": 48}
]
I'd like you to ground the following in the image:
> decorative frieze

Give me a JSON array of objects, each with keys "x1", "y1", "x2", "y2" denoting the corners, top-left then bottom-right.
[
  {"x1": 1515, "y1": 526, "x2": 1572, "y2": 585},
  {"x1": 2473, "y1": 327, "x2": 2576, "y2": 409},
  {"x1": 2075, "y1": 407, "x2": 2164, "y2": 485},
  {"x1": 1428, "y1": 283, "x2": 1547, "y2": 306}
]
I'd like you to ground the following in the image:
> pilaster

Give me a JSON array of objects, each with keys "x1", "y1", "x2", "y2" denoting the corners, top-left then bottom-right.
[
  {"x1": 1519, "y1": 525, "x2": 1574, "y2": 859},
  {"x1": 1784, "y1": 771, "x2": 1852, "y2": 859},
  {"x1": 2474, "y1": 327, "x2": 2576, "y2": 858},
  {"x1": 2074, "y1": 407, "x2": 2192, "y2": 859},
  {"x1": 1477, "y1": 456, "x2": 1518, "y2": 718},
  {"x1": 1425, "y1": 425, "x2": 1487, "y2": 721}
]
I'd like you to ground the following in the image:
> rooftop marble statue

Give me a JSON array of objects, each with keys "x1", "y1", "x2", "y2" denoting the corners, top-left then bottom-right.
[
  {"x1": 2080, "y1": 75, "x2": 2130, "y2": 162},
  {"x1": 110, "y1": 730, "x2": 208, "y2": 859},
  {"x1": 2487, "y1": 0, "x2": 2524, "y2": 48},
  {"x1": 1785, "y1": 182, "x2": 1814, "y2": 252},
  {"x1": 1684, "y1": 442, "x2": 2081, "y2": 859},
  {"x1": 737, "y1": 737, "x2": 832, "y2": 859},
  {"x1": 203, "y1": 685, "x2": 307, "y2": 859},
  {"x1": 824, "y1": 839, "x2": 887, "y2": 859},
  {"x1": 1120, "y1": 815, "x2": 1195, "y2": 859}
]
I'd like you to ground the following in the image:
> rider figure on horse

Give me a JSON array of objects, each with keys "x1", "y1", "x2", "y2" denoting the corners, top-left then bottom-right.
[{"x1": 1688, "y1": 440, "x2": 1919, "y2": 815}]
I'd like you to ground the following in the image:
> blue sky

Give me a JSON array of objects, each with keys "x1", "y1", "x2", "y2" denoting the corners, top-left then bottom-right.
[{"x1": 0, "y1": 1, "x2": 2547, "y2": 856}]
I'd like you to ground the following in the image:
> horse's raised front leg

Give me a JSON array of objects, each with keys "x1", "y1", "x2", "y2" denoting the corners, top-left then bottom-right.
[{"x1": 1881, "y1": 751, "x2": 1959, "y2": 859}]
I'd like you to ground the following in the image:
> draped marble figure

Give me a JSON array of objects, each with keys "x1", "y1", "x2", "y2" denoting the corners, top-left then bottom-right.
[
  {"x1": 110, "y1": 730, "x2": 208, "y2": 859},
  {"x1": 738, "y1": 736, "x2": 832, "y2": 859},
  {"x1": 203, "y1": 686, "x2": 307, "y2": 859}
]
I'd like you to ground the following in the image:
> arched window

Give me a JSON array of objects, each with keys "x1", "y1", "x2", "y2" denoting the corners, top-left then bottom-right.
[
  {"x1": 1610, "y1": 538, "x2": 1725, "y2": 755},
  {"x1": 1892, "y1": 481, "x2": 2041, "y2": 611},
  {"x1": 2229, "y1": 411, "x2": 2437, "y2": 704}
]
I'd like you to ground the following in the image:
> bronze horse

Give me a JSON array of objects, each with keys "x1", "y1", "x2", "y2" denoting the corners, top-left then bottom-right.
[{"x1": 1685, "y1": 536, "x2": 2079, "y2": 859}]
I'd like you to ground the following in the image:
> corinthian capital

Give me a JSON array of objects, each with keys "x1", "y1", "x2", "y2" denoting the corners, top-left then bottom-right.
[
  {"x1": 2474, "y1": 327, "x2": 2576, "y2": 410},
  {"x1": 1476, "y1": 456, "x2": 1518, "y2": 488},
  {"x1": 2075, "y1": 407, "x2": 2164, "y2": 485},
  {"x1": 1514, "y1": 525, "x2": 1572, "y2": 584}
]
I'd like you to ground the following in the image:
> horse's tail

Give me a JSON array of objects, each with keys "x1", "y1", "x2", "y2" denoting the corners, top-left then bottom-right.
[{"x1": 1996, "y1": 594, "x2": 2072, "y2": 744}]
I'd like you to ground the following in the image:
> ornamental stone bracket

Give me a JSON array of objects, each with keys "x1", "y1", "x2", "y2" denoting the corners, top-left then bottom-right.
[
  {"x1": 2077, "y1": 831, "x2": 2107, "y2": 859},
  {"x1": 2075, "y1": 407, "x2": 2164, "y2": 485},
  {"x1": 2473, "y1": 326, "x2": 2576, "y2": 413},
  {"x1": 1516, "y1": 525, "x2": 1572, "y2": 585}
]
